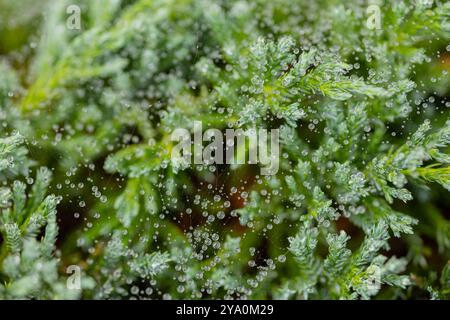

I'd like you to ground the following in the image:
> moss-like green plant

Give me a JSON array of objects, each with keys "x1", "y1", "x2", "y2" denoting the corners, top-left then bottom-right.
[{"x1": 0, "y1": 0, "x2": 449, "y2": 299}]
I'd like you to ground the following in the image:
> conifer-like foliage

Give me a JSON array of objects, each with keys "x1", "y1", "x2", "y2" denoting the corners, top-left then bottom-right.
[{"x1": 0, "y1": 0, "x2": 449, "y2": 299}]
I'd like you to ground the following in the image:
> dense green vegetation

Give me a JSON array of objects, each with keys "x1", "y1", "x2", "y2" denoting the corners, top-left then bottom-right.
[{"x1": 0, "y1": 0, "x2": 449, "y2": 299}]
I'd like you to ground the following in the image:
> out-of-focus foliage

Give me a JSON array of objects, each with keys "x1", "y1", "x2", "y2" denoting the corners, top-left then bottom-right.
[{"x1": 0, "y1": 0, "x2": 449, "y2": 299}]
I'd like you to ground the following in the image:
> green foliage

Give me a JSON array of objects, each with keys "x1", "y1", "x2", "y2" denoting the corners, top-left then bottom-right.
[
  {"x1": 0, "y1": 135, "x2": 77, "y2": 299},
  {"x1": 0, "y1": 0, "x2": 449, "y2": 300}
]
